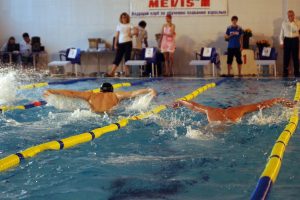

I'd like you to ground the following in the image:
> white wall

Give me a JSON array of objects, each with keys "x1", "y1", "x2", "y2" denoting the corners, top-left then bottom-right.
[
  {"x1": 0, "y1": 0, "x2": 298, "y2": 75},
  {"x1": 288, "y1": 0, "x2": 300, "y2": 15}
]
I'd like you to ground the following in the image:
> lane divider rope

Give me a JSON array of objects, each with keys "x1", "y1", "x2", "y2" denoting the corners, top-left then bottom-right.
[
  {"x1": 250, "y1": 82, "x2": 300, "y2": 200},
  {"x1": 18, "y1": 78, "x2": 98, "y2": 90},
  {"x1": 0, "y1": 79, "x2": 224, "y2": 172}
]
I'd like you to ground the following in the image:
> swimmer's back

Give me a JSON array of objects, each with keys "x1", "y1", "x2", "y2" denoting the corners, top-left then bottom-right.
[{"x1": 88, "y1": 92, "x2": 119, "y2": 113}]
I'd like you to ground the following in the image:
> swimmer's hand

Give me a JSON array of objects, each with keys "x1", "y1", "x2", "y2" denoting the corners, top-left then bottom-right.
[
  {"x1": 43, "y1": 90, "x2": 52, "y2": 97},
  {"x1": 278, "y1": 98, "x2": 297, "y2": 108},
  {"x1": 149, "y1": 88, "x2": 157, "y2": 97},
  {"x1": 172, "y1": 100, "x2": 184, "y2": 109}
]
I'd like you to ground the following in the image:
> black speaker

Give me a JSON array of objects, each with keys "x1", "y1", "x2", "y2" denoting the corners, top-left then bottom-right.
[{"x1": 31, "y1": 36, "x2": 41, "y2": 52}]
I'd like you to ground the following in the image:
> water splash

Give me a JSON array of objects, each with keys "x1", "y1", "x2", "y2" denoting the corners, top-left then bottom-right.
[
  {"x1": 247, "y1": 108, "x2": 292, "y2": 125},
  {"x1": 70, "y1": 109, "x2": 101, "y2": 119},
  {"x1": 46, "y1": 94, "x2": 90, "y2": 111},
  {"x1": 185, "y1": 126, "x2": 215, "y2": 140},
  {"x1": 127, "y1": 93, "x2": 154, "y2": 111},
  {"x1": 0, "y1": 70, "x2": 19, "y2": 104}
]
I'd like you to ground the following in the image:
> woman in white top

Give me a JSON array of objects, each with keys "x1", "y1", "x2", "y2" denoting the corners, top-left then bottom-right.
[{"x1": 108, "y1": 12, "x2": 137, "y2": 77}]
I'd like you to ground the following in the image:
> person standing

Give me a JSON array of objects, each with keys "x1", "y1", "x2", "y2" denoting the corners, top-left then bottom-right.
[
  {"x1": 224, "y1": 16, "x2": 243, "y2": 76},
  {"x1": 107, "y1": 12, "x2": 137, "y2": 77},
  {"x1": 135, "y1": 20, "x2": 148, "y2": 52},
  {"x1": 133, "y1": 20, "x2": 151, "y2": 76},
  {"x1": 279, "y1": 10, "x2": 300, "y2": 77},
  {"x1": 160, "y1": 14, "x2": 176, "y2": 77},
  {"x1": 132, "y1": 21, "x2": 148, "y2": 60}
]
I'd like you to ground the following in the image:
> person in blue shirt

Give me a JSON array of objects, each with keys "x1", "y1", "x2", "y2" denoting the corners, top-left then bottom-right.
[{"x1": 224, "y1": 16, "x2": 244, "y2": 76}]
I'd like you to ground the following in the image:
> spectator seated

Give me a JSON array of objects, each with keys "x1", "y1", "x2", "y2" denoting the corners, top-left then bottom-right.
[
  {"x1": 1, "y1": 37, "x2": 20, "y2": 64},
  {"x1": 1, "y1": 43, "x2": 20, "y2": 64}
]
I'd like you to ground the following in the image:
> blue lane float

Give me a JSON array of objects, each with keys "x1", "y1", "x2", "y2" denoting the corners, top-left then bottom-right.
[{"x1": 47, "y1": 78, "x2": 97, "y2": 85}]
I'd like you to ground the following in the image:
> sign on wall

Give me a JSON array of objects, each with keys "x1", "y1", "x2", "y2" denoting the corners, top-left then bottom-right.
[{"x1": 130, "y1": 0, "x2": 228, "y2": 17}]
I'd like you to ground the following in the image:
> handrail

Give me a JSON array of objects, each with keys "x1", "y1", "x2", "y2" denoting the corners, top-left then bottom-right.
[
  {"x1": 0, "y1": 80, "x2": 224, "y2": 172},
  {"x1": 250, "y1": 82, "x2": 300, "y2": 199}
]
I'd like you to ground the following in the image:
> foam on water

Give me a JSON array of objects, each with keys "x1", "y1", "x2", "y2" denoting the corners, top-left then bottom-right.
[
  {"x1": 247, "y1": 108, "x2": 293, "y2": 125},
  {"x1": 70, "y1": 109, "x2": 102, "y2": 119},
  {"x1": 127, "y1": 93, "x2": 154, "y2": 111},
  {"x1": 185, "y1": 126, "x2": 215, "y2": 140},
  {"x1": 48, "y1": 109, "x2": 105, "y2": 123},
  {"x1": 102, "y1": 154, "x2": 200, "y2": 165},
  {"x1": 0, "y1": 70, "x2": 19, "y2": 105},
  {"x1": 46, "y1": 94, "x2": 90, "y2": 111},
  {"x1": 0, "y1": 114, "x2": 22, "y2": 126}
]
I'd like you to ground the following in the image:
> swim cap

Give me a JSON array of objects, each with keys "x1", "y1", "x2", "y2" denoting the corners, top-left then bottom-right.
[{"x1": 100, "y1": 82, "x2": 113, "y2": 93}]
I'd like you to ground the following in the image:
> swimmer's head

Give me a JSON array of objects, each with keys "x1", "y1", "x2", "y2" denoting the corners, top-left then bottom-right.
[{"x1": 100, "y1": 82, "x2": 113, "y2": 93}]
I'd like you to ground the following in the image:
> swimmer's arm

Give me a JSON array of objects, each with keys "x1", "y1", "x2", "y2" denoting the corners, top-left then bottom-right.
[
  {"x1": 254, "y1": 98, "x2": 295, "y2": 109},
  {"x1": 44, "y1": 89, "x2": 92, "y2": 101},
  {"x1": 115, "y1": 88, "x2": 157, "y2": 100},
  {"x1": 176, "y1": 100, "x2": 209, "y2": 114},
  {"x1": 235, "y1": 98, "x2": 295, "y2": 115}
]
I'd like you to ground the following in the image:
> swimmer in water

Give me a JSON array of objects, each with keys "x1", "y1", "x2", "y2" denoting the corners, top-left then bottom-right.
[
  {"x1": 44, "y1": 82, "x2": 157, "y2": 113},
  {"x1": 173, "y1": 98, "x2": 296, "y2": 123}
]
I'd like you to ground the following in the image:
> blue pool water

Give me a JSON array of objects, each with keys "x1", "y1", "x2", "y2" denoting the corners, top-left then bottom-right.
[{"x1": 0, "y1": 73, "x2": 300, "y2": 199}]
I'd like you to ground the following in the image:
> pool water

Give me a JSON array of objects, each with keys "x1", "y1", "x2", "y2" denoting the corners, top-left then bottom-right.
[{"x1": 0, "y1": 71, "x2": 300, "y2": 200}]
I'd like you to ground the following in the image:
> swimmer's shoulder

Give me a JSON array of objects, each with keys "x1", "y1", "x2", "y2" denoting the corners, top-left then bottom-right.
[{"x1": 114, "y1": 91, "x2": 129, "y2": 100}]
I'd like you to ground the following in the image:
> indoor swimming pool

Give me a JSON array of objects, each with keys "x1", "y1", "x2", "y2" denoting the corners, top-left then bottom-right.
[{"x1": 0, "y1": 70, "x2": 299, "y2": 200}]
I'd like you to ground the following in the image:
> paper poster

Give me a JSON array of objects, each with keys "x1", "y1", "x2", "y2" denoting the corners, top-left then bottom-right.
[
  {"x1": 145, "y1": 48, "x2": 154, "y2": 58},
  {"x1": 68, "y1": 48, "x2": 78, "y2": 59},
  {"x1": 262, "y1": 47, "x2": 271, "y2": 57},
  {"x1": 203, "y1": 47, "x2": 212, "y2": 57}
]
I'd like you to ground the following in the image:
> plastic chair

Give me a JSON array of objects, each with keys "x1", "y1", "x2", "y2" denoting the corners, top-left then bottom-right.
[
  {"x1": 142, "y1": 47, "x2": 159, "y2": 77},
  {"x1": 125, "y1": 49, "x2": 146, "y2": 77},
  {"x1": 189, "y1": 47, "x2": 217, "y2": 77},
  {"x1": 125, "y1": 47, "x2": 158, "y2": 77},
  {"x1": 255, "y1": 47, "x2": 277, "y2": 77},
  {"x1": 48, "y1": 48, "x2": 81, "y2": 76}
]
